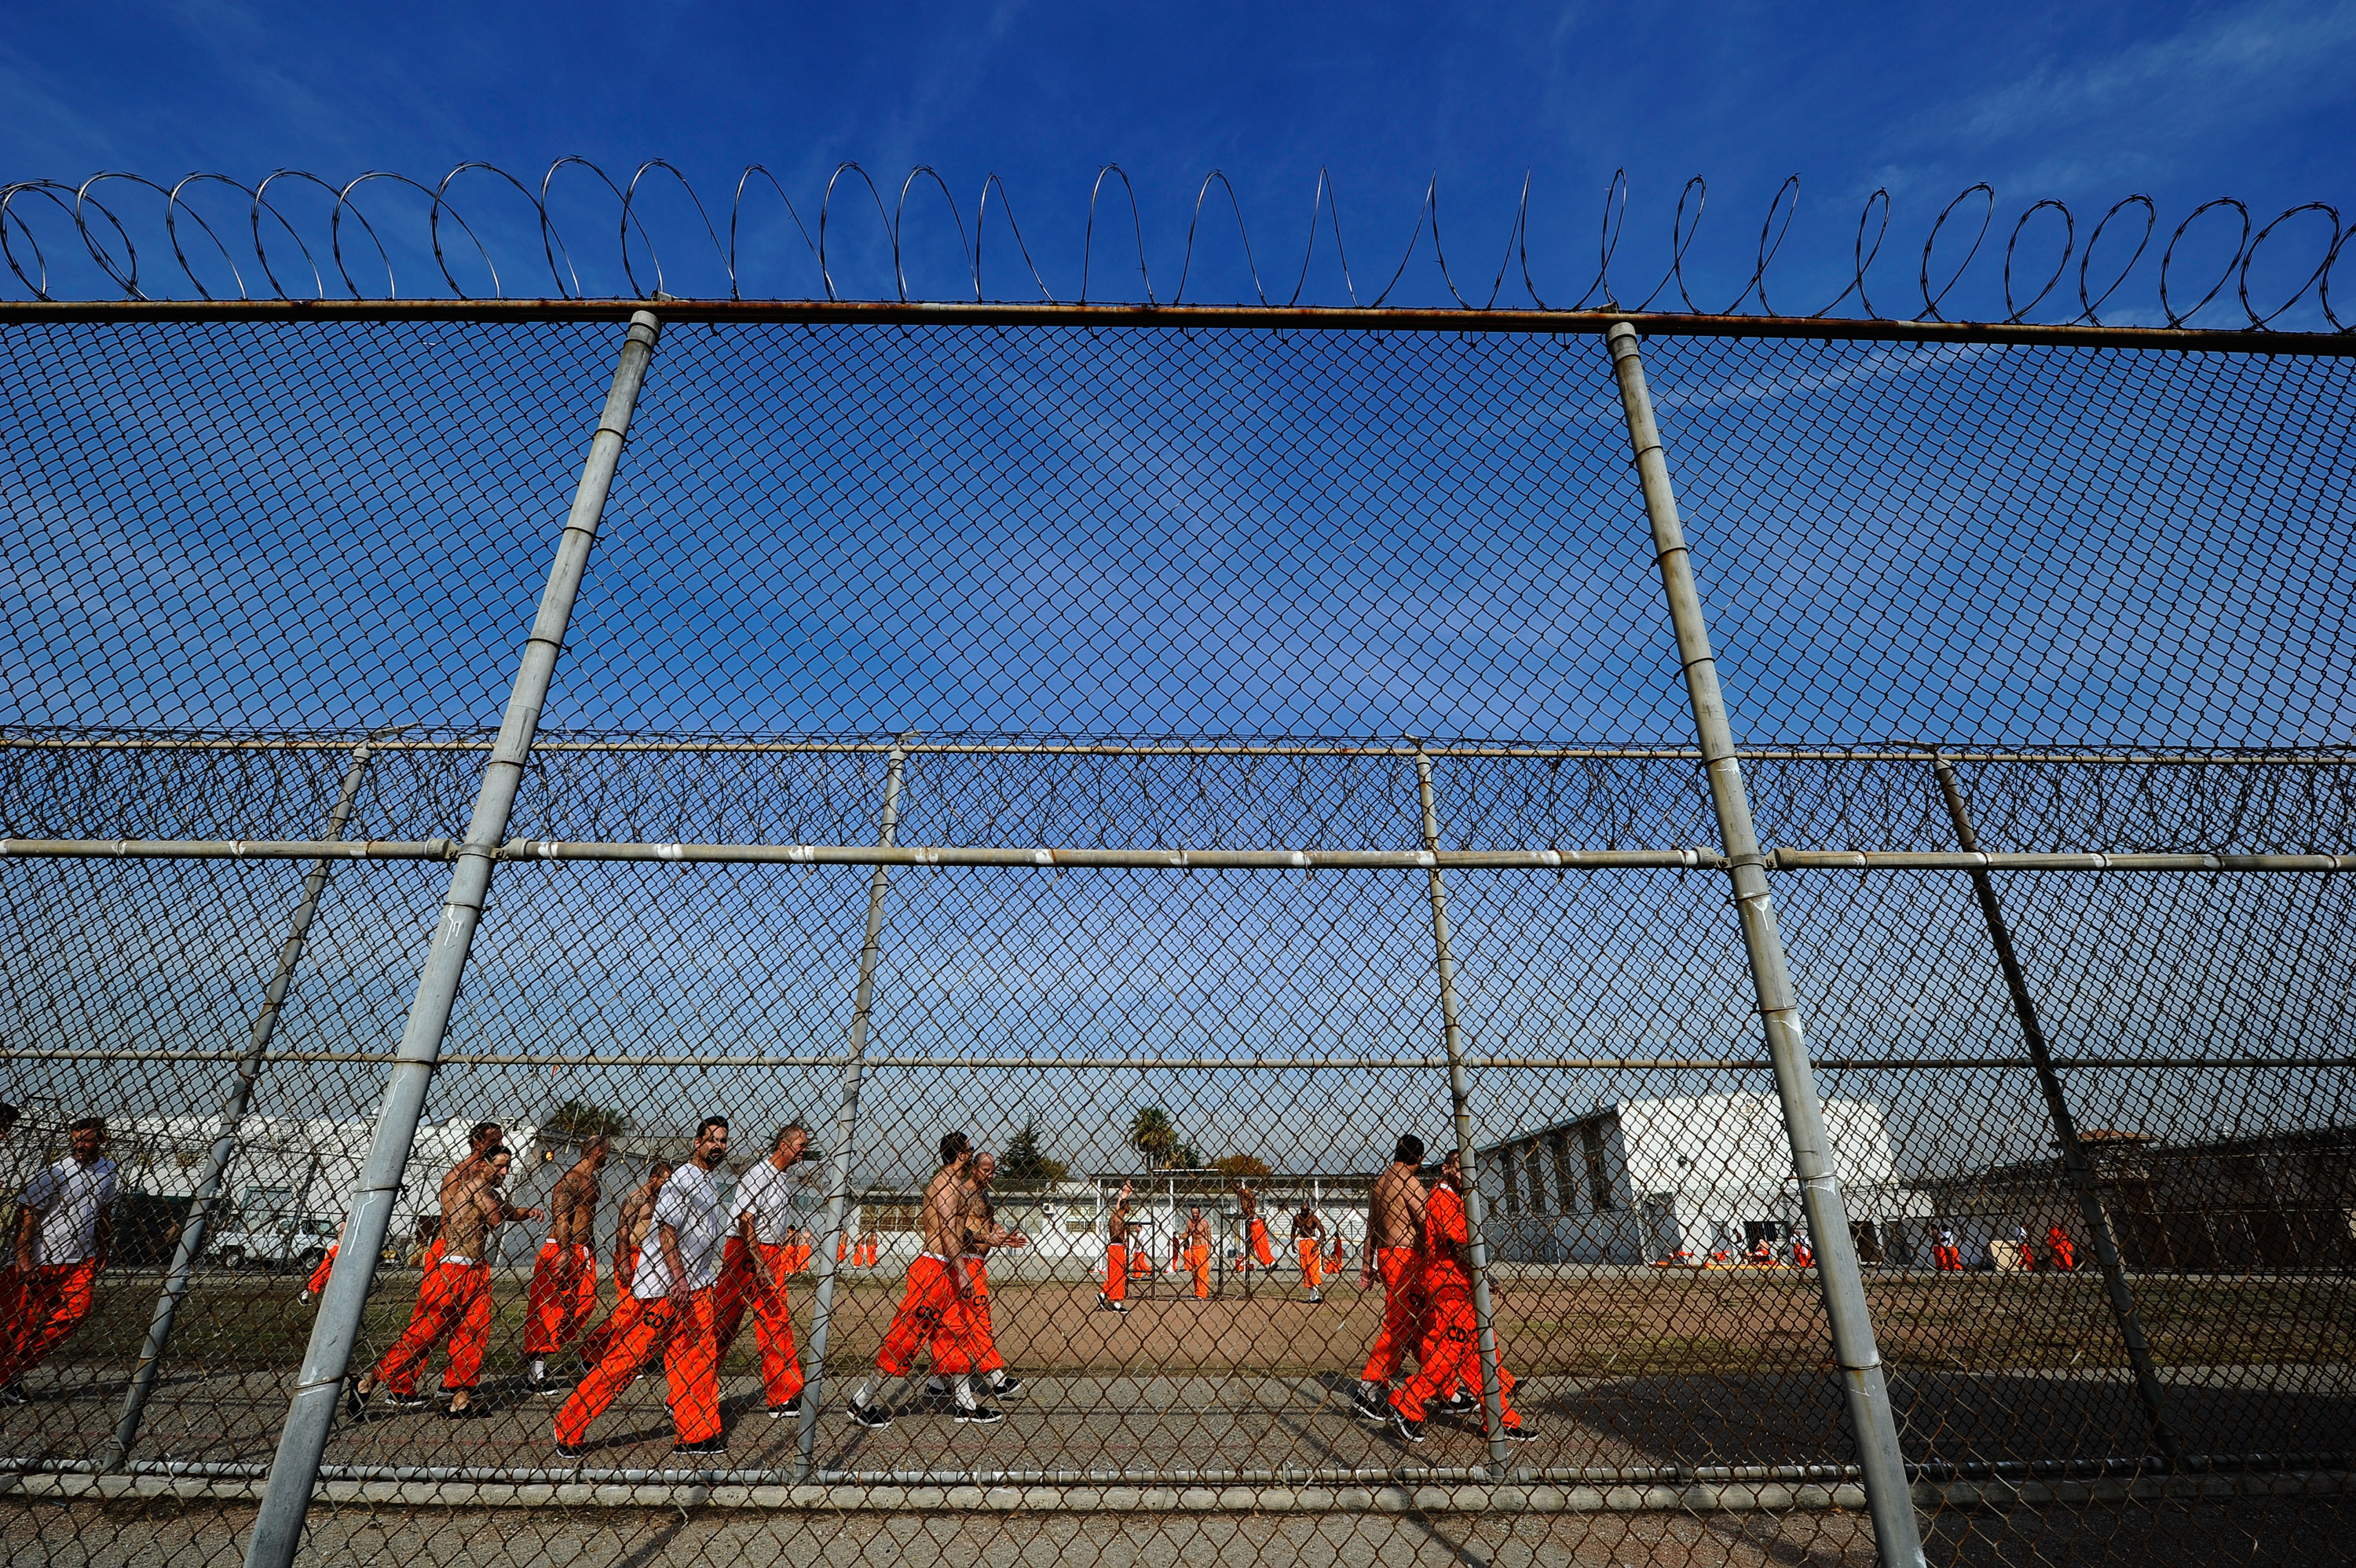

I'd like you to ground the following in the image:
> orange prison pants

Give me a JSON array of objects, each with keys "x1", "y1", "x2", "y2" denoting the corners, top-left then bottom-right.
[
  {"x1": 1103, "y1": 1244, "x2": 1127, "y2": 1303},
  {"x1": 1359, "y1": 1248, "x2": 1427, "y2": 1383},
  {"x1": 1933, "y1": 1245, "x2": 1962, "y2": 1271},
  {"x1": 1187, "y1": 1242, "x2": 1211, "y2": 1299},
  {"x1": 1392, "y1": 1272, "x2": 1519, "y2": 1428},
  {"x1": 577, "y1": 1245, "x2": 642, "y2": 1369},
  {"x1": 713, "y1": 1240, "x2": 805, "y2": 1405},
  {"x1": 305, "y1": 1244, "x2": 338, "y2": 1296},
  {"x1": 0, "y1": 1259, "x2": 101, "y2": 1387},
  {"x1": 1297, "y1": 1237, "x2": 1323, "y2": 1291},
  {"x1": 1249, "y1": 1219, "x2": 1273, "y2": 1267},
  {"x1": 952, "y1": 1255, "x2": 1002, "y2": 1374},
  {"x1": 2051, "y1": 1237, "x2": 2076, "y2": 1271},
  {"x1": 1132, "y1": 1244, "x2": 1153, "y2": 1277},
  {"x1": 373, "y1": 1258, "x2": 492, "y2": 1394},
  {"x1": 875, "y1": 1255, "x2": 968, "y2": 1377},
  {"x1": 554, "y1": 1286, "x2": 721, "y2": 1446},
  {"x1": 525, "y1": 1241, "x2": 598, "y2": 1355}
]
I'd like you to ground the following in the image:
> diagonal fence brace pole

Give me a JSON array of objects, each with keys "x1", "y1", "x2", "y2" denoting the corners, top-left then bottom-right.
[
  {"x1": 1930, "y1": 751, "x2": 2182, "y2": 1464},
  {"x1": 1604, "y1": 321, "x2": 1926, "y2": 1568},
  {"x1": 1414, "y1": 749, "x2": 1513, "y2": 1474},
  {"x1": 101, "y1": 736, "x2": 386, "y2": 1472},
  {"x1": 795, "y1": 739, "x2": 909, "y2": 1481},
  {"x1": 240, "y1": 309, "x2": 661, "y2": 1568}
]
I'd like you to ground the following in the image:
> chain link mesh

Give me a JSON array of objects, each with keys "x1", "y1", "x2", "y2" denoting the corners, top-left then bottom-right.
[{"x1": 2, "y1": 315, "x2": 2351, "y2": 1565}]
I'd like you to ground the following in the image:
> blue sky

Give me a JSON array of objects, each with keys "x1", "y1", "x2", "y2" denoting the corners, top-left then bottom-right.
[{"x1": 5, "y1": 2, "x2": 2353, "y2": 319}]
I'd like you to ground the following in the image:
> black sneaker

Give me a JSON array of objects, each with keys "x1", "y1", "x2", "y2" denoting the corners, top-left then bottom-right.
[
  {"x1": 385, "y1": 1391, "x2": 430, "y2": 1410},
  {"x1": 768, "y1": 1400, "x2": 802, "y2": 1420},
  {"x1": 848, "y1": 1398, "x2": 891, "y2": 1430},
  {"x1": 341, "y1": 1381, "x2": 366, "y2": 1420},
  {"x1": 526, "y1": 1373, "x2": 565, "y2": 1397},
  {"x1": 0, "y1": 1383, "x2": 27, "y2": 1408},
  {"x1": 1439, "y1": 1391, "x2": 1478, "y2": 1415},
  {"x1": 954, "y1": 1404, "x2": 1004, "y2": 1424},
  {"x1": 553, "y1": 1440, "x2": 583, "y2": 1460},
  {"x1": 672, "y1": 1436, "x2": 728, "y2": 1456},
  {"x1": 986, "y1": 1374, "x2": 1024, "y2": 1398},
  {"x1": 1096, "y1": 1295, "x2": 1117, "y2": 1311},
  {"x1": 1387, "y1": 1406, "x2": 1425, "y2": 1445},
  {"x1": 1350, "y1": 1387, "x2": 1388, "y2": 1424},
  {"x1": 920, "y1": 1379, "x2": 953, "y2": 1404},
  {"x1": 1501, "y1": 1423, "x2": 1539, "y2": 1443}
]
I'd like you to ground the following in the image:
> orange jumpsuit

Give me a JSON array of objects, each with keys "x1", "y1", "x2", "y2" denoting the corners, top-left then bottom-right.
[
  {"x1": 713, "y1": 1236, "x2": 807, "y2": 1406},
  {"x1": 1187, "y1": 1238, "x2": 1211, "y2": 1299},
  {"x1": 0, "y1": 1259, "x2": 101, "y2": 1387},
  {"x1": 304, "y1": 1244, "x2": 338, "y2": 1296},
  {"x1": 555, "y1": 1286, "x2": 722, "y2": 1446},
  {"x1": 875, "y1": 1253, "x2": 971, "y2": 1376},
  {"x1": 577, "y1": 1242, "x2": 642, "y2": 1369},
  {"x1": 1103, "y1": 1241, "x2": 1128, "y2": 1303},
  {"x1": 1392, "y1": 1185, "x2": 1520, "y2": 1429},
  {"x1": 372, "y1": 1255, "x2": 493, "y2": 1394},
  {"x1": 524, "y1": 1241, "x2": 598, "y2": 1356},
  {"x1": 1248, "y1": 1218, "x2": 1274, "y2": 1268},
  {"x1": 1297, "y1": 1236, "x2": 1324, "y2": 1290},
  {"x1": 951, "y1": 1254, "x2": 1003, "y2": 1374},
  {"x1": 1359, "y1": 1246, "x2": 1428, "y2": 1383},
  {"x1": 2047, "y1": 1227, "x2": 2076, "y2": 1271}
]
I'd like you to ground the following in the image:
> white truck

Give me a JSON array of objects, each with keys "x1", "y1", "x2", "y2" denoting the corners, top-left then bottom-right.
[{"x1": 210, "y1": 1184, "x2": 336, "y2": 1273}]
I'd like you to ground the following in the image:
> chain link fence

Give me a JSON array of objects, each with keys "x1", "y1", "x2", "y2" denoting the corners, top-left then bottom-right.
[{"x1": 2, "y1": 308, "x2": 2351, "y2": 1566}]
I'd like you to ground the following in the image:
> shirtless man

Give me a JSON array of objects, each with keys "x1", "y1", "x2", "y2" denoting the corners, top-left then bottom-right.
[
  {"x1": 525, "y1": 1135, "x2": 612, "y2": 1392},
  {"x1": 1099, "y1": 1182, "x2": 1135, "y2": 1312},
  {"x1": 1389, "y1": 1149, "x2": 1532, "y2": 1442},
  {"x1": 1352, "y1": 1135, "x2": 1430, "y2": 1422},
  {"x1": 576, "y1": 1159, "x2": 671, "y2": 1373},
  {"x1": 353, "y1": 1144, "x2": 540, "y2": 1416},
  {"x1": 417, "y1": 1121, "x2": 504, "y2": 1269},
  {"x1": 1183, "y1": 1207, "x2": 1213, "y2": 1299},
  {"x1": 1238, "y1": 1184, "x2": 1273, "y2": 1274},
  {"x1": 849, "y1": 1132, "x2": 997, "y2": 1427},
  {"x1": 927, "y1": 1150, "x2": 1029, "y2": 1403},
  {"x1": 1290, "y1": 1202, "x2": 1327, "y2": 1303}
]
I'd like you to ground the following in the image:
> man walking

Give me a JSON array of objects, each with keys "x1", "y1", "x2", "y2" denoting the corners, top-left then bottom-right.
[
  {"x1": 847, "y1": 1132, "x2": 997, "y2": 1427},
  {"x1": 576, "y1": 1159, "x2": 671, "y2": 1371},
  {"x1": 714, "y1": 1123, "x2": 811, "y2": 1420},
  {"x1": 353, "y1": 1143, "x2": 540, "y2": 1417},
  {"x1": 557, "y1": 1117, "x2": 733, "y2": 1458},
  {"x1": 1352, "y1": 1135, "x2": 1430, "y2": 1423},
  {"x1": 1099, "y1": 1182, "x2": 1134, "y2": 1312},
  {"x1": 1183, "y1": 1207, "x2": 1213, "y2": 1299},
  {"x1": 1290, "y1": 1202, "x2": 1326, "y2": 1303},
  {"x1": 1388, "y1": 1150, "x2": 1532, "y2": 1443},
  {"x1": 525, "y1": 1134, "x2": 612, "y2": 1393},
  {"x1": 1238, "y1": 1184, "x2": 1273, "y2": 1274},
  {"x1": 928, "y1": 1150, "x2": 1027, "y2": 1403},
  {"x1": 0, "y1": 1117, "x2": 116, "y2": 1404}
]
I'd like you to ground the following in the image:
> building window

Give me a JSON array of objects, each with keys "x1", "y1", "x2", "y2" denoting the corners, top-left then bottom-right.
[
  {"x1": 1500, "y1": 1149, "x2": 1521, "y2": 1215},
  {"x1": 1547, "y1": 1132, "x2": 1578, "y2": 1212},
  {"x1": 1582, "y1": 1124, "x2": 1615, "y2": 1211},
  {"x1": 1524, "y1": 1143, "x2": 1548, "y2": 1214}
]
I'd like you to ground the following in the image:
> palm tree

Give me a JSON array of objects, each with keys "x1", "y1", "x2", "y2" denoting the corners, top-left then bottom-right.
[{"x1": 1127, "y1": 1106, "x2": 1178, "y2": 1170}]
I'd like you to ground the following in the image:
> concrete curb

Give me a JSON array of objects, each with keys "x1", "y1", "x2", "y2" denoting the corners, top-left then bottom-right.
[{"x1": 2, "y1": 1470, "x2": 2342, "y2": 1513}]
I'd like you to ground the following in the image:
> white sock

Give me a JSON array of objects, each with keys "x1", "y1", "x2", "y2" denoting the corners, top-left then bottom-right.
[
  {"x1": 924, "y1": 1376, "x2": 949, "y2": 1394},
  {"x1": 955, "y1": 1375, "x2": 979, "y2": 1411},
  {"x1": 529, "y1": 1358, "x2": 545, "y2": 1380},
  {"x1": 854, "y1": 1375, "x2": 883, "y2": 1408}
]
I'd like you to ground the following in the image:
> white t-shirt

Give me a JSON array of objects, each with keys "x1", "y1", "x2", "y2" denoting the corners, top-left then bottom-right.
[
  {"x1": 731, "y1": 1160, "x2": 799, "y2": 1246},
  {"x1": 20, "y1": 1156, "x2": 118, "y2": 1266},
  {"x1": 631, "y1": 1162, "x2": 727, "y2": 1300}
]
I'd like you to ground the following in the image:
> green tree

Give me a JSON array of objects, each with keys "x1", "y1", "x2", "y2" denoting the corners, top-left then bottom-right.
[
  {"x1": 1210, "y1": 1153, "x2": 1271, "y2": 1182},
  {"x1": 1000, "y1": 1117, "x2": 1070, "y2": 1185},
  {"x1": 546, "y1": 1099, "x2": 627, "y2": 1140},
  {"x1": 1172, "y1": 1141, "x2": 1204, "y2": 1171},
  {"x1": 1127, "y1": 1106, "x2": 1179, "y2": 1169}
]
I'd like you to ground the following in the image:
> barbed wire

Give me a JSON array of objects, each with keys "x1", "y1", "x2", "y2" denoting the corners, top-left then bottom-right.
[{"x1": 0, "y1": 159, "x2": 2347, "y2": 330}]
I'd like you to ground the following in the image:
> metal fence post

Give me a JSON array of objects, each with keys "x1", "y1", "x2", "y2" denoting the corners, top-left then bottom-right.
[
  {"x1": 1929, "y1": 751, "x2": 2183, "y2": 1464},
  {"x1": 794, "y1": 739, "x2": 908, "y2": 1481},
  {"x1": 240, "y1": 309, "x2": 661, "y2": 1568},
  {"x1": 1412, "y1": 748, "x2": 1513, "y2": 1472},
  {"x1": 1604, "y1": 321, "x2": 1926, "y2": 1568},
  {"x1": 101, "y1": 736, "x2": 385, "y2": 1471}
]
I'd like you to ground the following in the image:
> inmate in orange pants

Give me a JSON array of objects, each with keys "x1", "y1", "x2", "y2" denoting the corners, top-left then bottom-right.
[
  {"x1": 1297, "y1": 1237, "x2": 1324, "y2": 1292},
  {"x1": 1359, "y1": 1248, "x2": 1428, "y2": 1383},
  {"x1": 0, "y1": 1259, "x2": 101, "y2": 1387},
  {"x1": 304, "y1": 1244, "x2": 338, "y2": 1296},
  {"x1": 372, "y1": 1257, "x2": 493, "y2": 1394},
  {"x1": 1933, "y1": 1244, "x2": 1962, "y2": 1271},
  {"x1": 1392, "y1": 1274, "x2": 1520, "y2": 1428},
  {"x1": 524, "y1": 1242, "x2": 598, "y2": 1356},
  {"x1": 1103, "y1": 1244, "x2": 1127, "y2": 1303},
  {"x1": 875, "y1": 1254, "x2": 971, "y2": 1376},
  {"x1": 1187, "y1": 1241, "x2": 1211, "y2": 1299},
  {"x1": 554, "y1": 1286, "x2": 722, "y2": 1446},
  {"x1": 712, "y1": 1240, "x2": 806, "y2": 1406},
  {"x1": 1131, "y1": 1244, "x2": 1153, "y2": 1277},
  {"x1": 949, "y1": 1255, "x2": 1004, "y2": 1374},
  {"x1": 1248, "y1": 1219, "x2": 1274, "y2": 1268}
]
